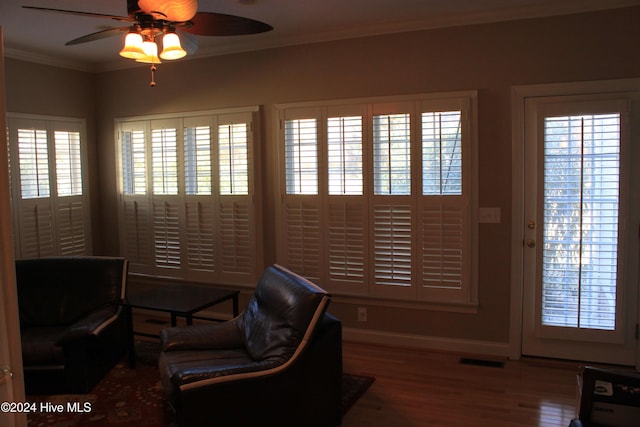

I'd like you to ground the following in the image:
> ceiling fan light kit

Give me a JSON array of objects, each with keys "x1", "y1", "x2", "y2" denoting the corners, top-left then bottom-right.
[{"x1": 23, "y1": 0, "x2": 273, "y2": 86}]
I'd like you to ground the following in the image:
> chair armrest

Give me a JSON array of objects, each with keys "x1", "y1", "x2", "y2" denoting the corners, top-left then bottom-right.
[
  {"x1": 161, "y1": 318, "x2": 243, "y2": 352},
  {"x1": 56, "y1": 306, "x2": 121, "y2": 344}
]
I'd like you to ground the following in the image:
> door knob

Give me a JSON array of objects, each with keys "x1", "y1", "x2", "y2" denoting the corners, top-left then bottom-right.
[
  {"x1": 527, "y1": 221, "x2": 536, "y2": 230},
  {"x1": 0, "y1": 365, "x2": 12, "y2": 384},
  {"x1": 526, "y1": 240, "x2": 536, "y2": 248}
]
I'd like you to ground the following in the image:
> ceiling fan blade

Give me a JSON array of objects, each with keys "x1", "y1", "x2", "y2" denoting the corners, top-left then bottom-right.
[
  {"x1": 22, "y1": 6, "x2": 133, "y2": 22},
  {"x1": 65, "y1": 27, "x2": 131, "y2": 46},
  {"x1": 175, "y1": 30, "x2": 199, "y2": 55},
  {"x1": 180, "y1": 12, "x2": 273, "y2": 36}
]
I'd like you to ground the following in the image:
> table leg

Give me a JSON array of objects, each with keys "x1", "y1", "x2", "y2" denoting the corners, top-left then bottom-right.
[
  {"x1": 232, "y1": 294, "x2": 239, "y2": 317},
  {"x1": 123, "y1": 305, "x2": 136, "y2": 368}
]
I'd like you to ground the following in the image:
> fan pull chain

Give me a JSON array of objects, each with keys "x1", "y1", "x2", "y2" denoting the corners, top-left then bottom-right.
[{"x1": 149, "y1": 65, "x2": 157, "y2": 87}]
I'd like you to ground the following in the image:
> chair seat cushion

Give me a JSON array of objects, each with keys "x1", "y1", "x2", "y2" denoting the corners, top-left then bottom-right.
[{"x1": 20, "y1": 326, "x2": 66, "y2": 366}]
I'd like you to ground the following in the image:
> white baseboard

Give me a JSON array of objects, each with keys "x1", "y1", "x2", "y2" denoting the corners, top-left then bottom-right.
[{"x1": 343, "y1": 327, "x2": 511, "y2": 358}]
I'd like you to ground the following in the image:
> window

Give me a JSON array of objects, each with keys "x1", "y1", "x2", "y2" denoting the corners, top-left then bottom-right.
[
  {"x1": 542, "y1": 113, "x2": 621, "y2": 330},
  {"x1": 8, "y1": 115, "x2": 91, "y2": 258},
  {"x1": 277, "y1": 93, "x2": 477, "y2": 305},
  {"x1": 116, "y1": 108, "x2": 262, "y2": 284}
]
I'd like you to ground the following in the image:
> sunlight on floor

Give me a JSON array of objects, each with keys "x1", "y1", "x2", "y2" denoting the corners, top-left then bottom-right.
[{"x1": 539, "y1": 400, "x2": 575, "y2": 427}]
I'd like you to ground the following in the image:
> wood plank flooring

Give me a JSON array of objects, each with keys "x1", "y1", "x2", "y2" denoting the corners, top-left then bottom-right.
[
  {"x1": 341, "y1": 341, "x2": 581, "y2": 427},
  {"x1": 132, "y1": 311, "x2": 596, "y2": 427}
]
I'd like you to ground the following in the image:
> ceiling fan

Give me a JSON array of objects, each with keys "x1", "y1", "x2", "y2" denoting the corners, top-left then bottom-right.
[{"x1": 23, "y1": 0, "x2": 273, "y2": 85}]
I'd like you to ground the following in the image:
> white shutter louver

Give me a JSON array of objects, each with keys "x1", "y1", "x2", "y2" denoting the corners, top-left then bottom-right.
[
  {"x1": 219, "y1": 123, "x2": 249, "y2": 195},
  {"x1": 122, "y1": 129, "x2": 147, "y2": 195},
  {"x1": 57, "y1": 199, "x2": 86, "y2": 255},
  {"x1": 542, "y1": 113, "x2": 620, "y2": 330},
  {"x1": 373, "y1": 114, "x2": 411, "y2": 196},
  {"x1": 328, "y1": 200, "x2": 365, "y2": 285},
  {"x1": 422, "y1": 111, "x2": 462, "y2": 195},
  {"x1": 122, "y1": 198, "x2": 152, "y2": 267},
  {"x1": 18, "y1": 201, "x2": 55, "y2": 258},
  {"x1": 153, "y1": 200, "x2": 181, "y2": 269},
  {"x1": 184, "y1": 126, "x2": 212, "y2": 196},
  {"x1": 152, "y1": 128, "x2": 178, "y2": 196},
  {"x1": 285, "y1": 119, "x2": 318, "y2": 195},
  {"x1": 283, "y1": 200, "x2": 321, "y2": 282},
  {"x1": 422, "y1": 202, "x2": 464, "y2": 290},
  {"x1": 54, "y1": 130, "x2": 83, "y2": 197},
  {"x1": 185, "y1": 199, "x2": 215, "y2": 271},
  {"x1": 219, "y1": 200, "x2": 251, "y2": 273},
  {"x1": 373, "y1": 205, "x2": 412, "y2": 287},
  {"x1": 17, "y1": 128, "x2": 50, "y2": 199},
  {"x1": 327, "y1": 116, "x2": 363, "y2": 195}
]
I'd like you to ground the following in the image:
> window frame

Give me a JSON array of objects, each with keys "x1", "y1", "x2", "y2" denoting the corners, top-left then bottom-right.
[{"x1": 276, "y1": 92, "x2": 478, "y2": 309}]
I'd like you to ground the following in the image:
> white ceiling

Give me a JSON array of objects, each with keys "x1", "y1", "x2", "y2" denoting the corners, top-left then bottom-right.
[{"x1": 1, "y1": 0, "x2": 639, "y2": 72}]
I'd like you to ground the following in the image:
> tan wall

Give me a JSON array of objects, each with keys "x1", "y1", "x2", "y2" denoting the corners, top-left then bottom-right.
[{"x1": 6, "y1": 6, "x2": 640, "y2": 348}]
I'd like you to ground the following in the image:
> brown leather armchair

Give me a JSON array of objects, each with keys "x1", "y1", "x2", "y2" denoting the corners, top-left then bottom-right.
[
  {"x1": 16, "y1": 256, "x2": 129, "y2": 394},
  {"x1": 158, "y1": 264, "x2": 343, "y2": 427}
]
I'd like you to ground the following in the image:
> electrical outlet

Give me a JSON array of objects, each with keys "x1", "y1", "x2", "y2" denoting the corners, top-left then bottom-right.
[{"x1": 357, "y1": 307, "x2": 367, "y2": 322}]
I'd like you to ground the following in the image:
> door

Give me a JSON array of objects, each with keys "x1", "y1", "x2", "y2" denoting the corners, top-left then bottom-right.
[
  {"x1": 0, "y1": 27, "x2": 28, "y2": 427},
  {"x1": 522, "y1": 91, "x2": 640, "y2": 365}
]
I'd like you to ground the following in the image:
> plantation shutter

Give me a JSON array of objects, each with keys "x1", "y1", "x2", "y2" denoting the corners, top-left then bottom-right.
[
  {"x1": 421, "y1": 200, "x2": 466, "y2": 297},
  {"x1": 54, "y1": 126, "x2": 88, "y2": 255},
  {"x1": 282, "y1": 199, "x2": 322, "y2": 282},
  {"x1": 120, "y1": 122, "x2": 153, "y2": 272},
  {"x1": 326, "y1": 106, "x2": 367, "y2": 294},
  {"x1": 17, "y1": 200, "x2": 55, "y2": 258},
  {"x1": 57, "y1": 200, "x2": 86, "y2": 255},
  {"x1": 153, "y1": 199, "x2": 181, "y2": 269},
  {"x1": 541, "y1": 112, "x2": 621, "y2": 330},
  {"x1": 281, "y1": 108, "x2": 322, "y2": 283},
  {"x1": 277, "y1": 94, "x2": 477, "y2": 303},
  {"x1": 13, "y1": 124, "x2": 54, "y2": 258},
  {"x1": 122, "y1": 198, "x2": 152, "y2": 269},
  {"x1": 150, "y1": 121, "x2": 181, "y2": 272},
  {"x1": 217, "y1": 113, "x2": 256, "y2": 281},
  {"x1": 183, "y1": 117, "x2": 215, "y2": 278},
  {"x1": 419, "y1": 108, "x2": 468, "y2": 301},
  {"x1": 117, "y1": 107, "x2": 262, "y2": 284},
  {"x1": 372, "y1": 204, "x2": 413, "y2": 289},
  {"x1": 372, "y1": 111, "x2": 413, "y2": 294},
  {"x1": 9, "y1": 116, "x2": 91, "y2": 258}
]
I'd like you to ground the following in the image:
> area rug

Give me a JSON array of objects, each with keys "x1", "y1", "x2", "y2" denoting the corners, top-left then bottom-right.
[{"x1": 26, "y1": 343, "x2": 374, "y2": 426}]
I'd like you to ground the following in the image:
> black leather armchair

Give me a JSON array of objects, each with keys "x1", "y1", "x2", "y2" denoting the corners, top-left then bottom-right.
[
  {"x1": 159, "y1": 264, "x2": 343, "y2": 427},
  {"x1": 16, "y1": 256, "x2": 129, "y2": 394}
]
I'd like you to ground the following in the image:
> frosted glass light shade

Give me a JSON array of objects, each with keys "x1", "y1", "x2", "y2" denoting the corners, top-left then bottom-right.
[
  {"x1": 160, "y1": 33, "x2": 187, "y2": 60},
  {"x1": 119, "y1": 33, "x2": 145, "y2": 59},
  {"x1": 136, "y1": 40, "x2": 162, "y2": 64}
]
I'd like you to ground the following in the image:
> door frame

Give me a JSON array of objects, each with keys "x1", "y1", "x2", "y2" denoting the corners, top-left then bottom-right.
[
  {"x1": 510, "y1": 78, "x2": 640, "y2": 367},
  {"x1": 0, "y1": 27, "x2": 27, "y2": 427}
]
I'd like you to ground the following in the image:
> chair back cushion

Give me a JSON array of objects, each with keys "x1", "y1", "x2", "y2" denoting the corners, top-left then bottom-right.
[
  {"x1": 241, "y1": 264, "x2": 329, "y2": 361},
  {"x1": 16, "y1": 256, "x2": 128, "y2": 326}
]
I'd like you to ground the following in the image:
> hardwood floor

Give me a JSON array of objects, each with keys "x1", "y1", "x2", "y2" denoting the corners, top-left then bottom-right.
[
  {"x1": 341, "y1": 341, "x2": 580, "y2": 427},
  {"x1": 132, "y1": 311, "x2": 597, "y2": 427}
]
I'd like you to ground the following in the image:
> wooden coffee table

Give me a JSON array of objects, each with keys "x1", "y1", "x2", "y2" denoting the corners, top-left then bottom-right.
[{"x1": 123, "y1": 284, "x2": 240, "y2": 366}]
